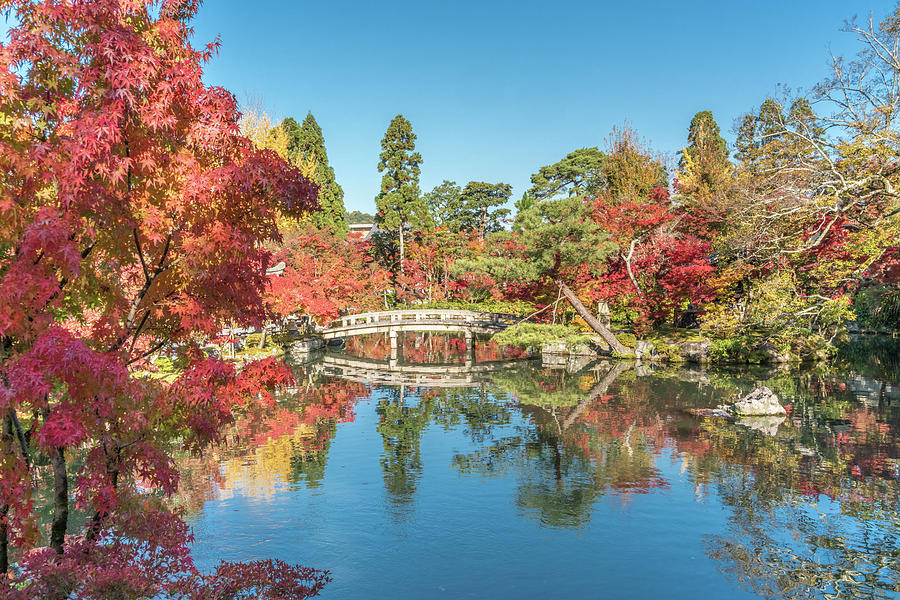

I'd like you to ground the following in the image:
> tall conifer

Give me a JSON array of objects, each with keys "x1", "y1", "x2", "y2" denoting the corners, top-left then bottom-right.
[
  {"x1": 282, "y1": 113, "x2": 348, "y2": 236},
  {"x1": 375, "y1": 114, "x2": 425, "y2": 274}
]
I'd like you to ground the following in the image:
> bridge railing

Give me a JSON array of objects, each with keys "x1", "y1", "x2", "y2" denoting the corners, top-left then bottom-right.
[{"x1": 325, "y1": 309, "x2": 520, "y2": 330}]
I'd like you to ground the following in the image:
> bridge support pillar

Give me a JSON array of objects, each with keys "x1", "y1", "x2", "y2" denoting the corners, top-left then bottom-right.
[
  {"x1": 389, "y1": 330, "x2": 399, "y2": 367},
  {"x1": 465, "y1": 331, "x2": 475, "y2": 368}
]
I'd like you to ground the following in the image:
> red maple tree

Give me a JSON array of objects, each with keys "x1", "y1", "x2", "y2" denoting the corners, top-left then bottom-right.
[
  {"x1": 265, "y1": 227, "x2": 389, "y2": 325},
  {"x1": 0, "y1": 0, "x2": 328, "y2": 597},
  {"x1": 585, "y1": 186, "x2": 716, "y2": 331}
]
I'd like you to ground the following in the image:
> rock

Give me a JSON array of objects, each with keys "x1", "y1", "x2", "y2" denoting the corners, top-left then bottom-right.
[
  {"x1": 634, "y1": 340, "x2": 657, "y2": 360},
  {"x1": 734, "y1": 415, "x2": 785, "y2": 436},
  {"x1": 541, "y1": 341, "x2": 599, "y2": 357},
  {"x1": 732, "y1": 386, "x2": 786, "y2": 416},
  {"x1": 756, "y1": 343, "x2": 790, "y2": 364},
  {"x1": 287, "y1": 337, "x2": 325, "y2": 361},
  {"x1": 634, "y1": 364, "x2": 654, "y2": 377},
  {"x1": 678, "y1": 340, "x2": 711, "y2": 363},
  {"x1": 541, "y1": 353, "x2": 595, "y2": 373}
]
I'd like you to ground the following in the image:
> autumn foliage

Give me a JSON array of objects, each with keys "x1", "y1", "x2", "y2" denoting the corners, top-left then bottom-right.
[
  {"x1": 0, "y1": 0, "x2": 326, "y2": 596},
  {"x1": 265, "y1": 227, "x2": 388, "y2": 324},
  {"x1": 584, "y1": 185, "x2": 716, "y2": 332}
]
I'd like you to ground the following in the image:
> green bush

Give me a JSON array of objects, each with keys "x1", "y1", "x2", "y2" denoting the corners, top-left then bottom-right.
[
  {"x1": 854, "y1": 286, "x2": 900, "y2": 331},
  {"x1": 653, "y1": 341, "x2": 684, "y2": 362},
  {"x1": 615, "y1": 332, "x2": 637, "y2": 348},
  {"x1": 708, "y1": 337, "x2": 752, "y2": 363},
  {"x1": 153, "y1": 355, "x2": 186, "y2": 377},
  {"x1": 398, "y1": 299, "x2": 537, "y2": 317},
  {"x1": 244, "y1": 332, "x2": 291, "y2": 350},
  {"x1": 491, "y1": 323, "x2": 593, "y2": 351}
]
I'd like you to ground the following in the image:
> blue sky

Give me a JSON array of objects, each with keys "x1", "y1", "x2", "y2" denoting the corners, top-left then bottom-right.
[{"x1": 6, "y1": 1, "x2": 898, "y2": 213}]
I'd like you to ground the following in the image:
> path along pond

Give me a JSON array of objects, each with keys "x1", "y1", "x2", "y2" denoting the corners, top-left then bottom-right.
[{"x1": 177, "y1": 333, "x2": 900, "y2": 599}]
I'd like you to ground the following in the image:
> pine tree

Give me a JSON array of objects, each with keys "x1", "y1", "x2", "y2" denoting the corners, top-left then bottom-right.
[
  {"x1": 376, "y1": 114, "x2": 425, "y2": 275},
  {"x1": 425, "y1": 180, "x2": 462, "y2": 229},
  {"x1": 527, "y1": 147, "x2": 606, "y2": 201},
  {"x1": 426, "y1": 180, "x2": 511, "y2": 238},
  {"x1": 458, "y1": 181, "x2": 512, "y2": 239},
  {"x1": 282, "y1": 113, "x2": 348, "y2": 236}
]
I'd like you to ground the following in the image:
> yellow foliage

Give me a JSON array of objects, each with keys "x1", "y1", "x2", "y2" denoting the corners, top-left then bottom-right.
[{"x1": 239, "y1": 108, "x2": 290, "y2": 160}]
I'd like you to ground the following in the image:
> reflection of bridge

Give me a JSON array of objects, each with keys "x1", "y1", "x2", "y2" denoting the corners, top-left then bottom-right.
[
  {"x1": 321, "y1": 309, "x2": 519, "y2": 362},
  {"x1": 322, "y1": 353, "x2": 520, "y2": 388}
]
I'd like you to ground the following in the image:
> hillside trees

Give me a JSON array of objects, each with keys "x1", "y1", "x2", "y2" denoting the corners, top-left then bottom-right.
[
  {"x1": 376, "y1": 115, "x2": 426, "y2": 276},
  {"x1": 0, "y1": 0, "x2": 326, "y2": 596},
  {"x1": 346, "y1": 210, "x2": 376, "y2": 224}
]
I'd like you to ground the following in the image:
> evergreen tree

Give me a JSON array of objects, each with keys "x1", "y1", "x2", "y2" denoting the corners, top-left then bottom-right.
[
  {"x1": 282, "y1": 113, "x2": 348, "y2": 236},
  {"x1": 376, "y1": 114, "x2": 426, "y2": 275},
  {"x1": 515, "y1": 190, "x2": 535, "y2": 213},
  {"x1": 675, "y1": 111, "x2": 732, "y2": 204},
  {"x1": 458, "y1": 181, "x2": 512, "y2": 239},
  {"x1": 679, "y1": 111, "x2": 728, "y2": 169},
  {"x1": 281, "y1": 116, "x2": 303, "y2": 160},
  {"x1": 528, "y1": 147, "x2": 606, "y2": 201},
  {"x1": 734, "y1": 113, "x2": 758, "y2": 165},
  {"x1": 425, "y1": 180, "x2": 462, "y2": 229}
]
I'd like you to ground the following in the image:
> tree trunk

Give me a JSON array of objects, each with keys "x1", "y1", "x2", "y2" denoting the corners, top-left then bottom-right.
[
  {"x1": 622, "y1": 239, "x2": 643, "y2": 297},
  {"x1": 1, "y1": 413, "x2": 11, "y2": 574},
  {"x1": 563, "y1": 361, "x2": 629, "y2": 429},
  {"x1": 555, "y1": 278, "x2": 632, "y2": 356},
  {"x1": 49, "y1": 445, "x2": 68, "y2": 555},
  {"x1": 399, "y1": 226, "x2": 405, "y2": 276},
  {"x1": 257, "y1": 327, "x2": 267, "y2": 349},
  {"x1": 0, "y1": 502, "x2": 7, "y2": 575}
]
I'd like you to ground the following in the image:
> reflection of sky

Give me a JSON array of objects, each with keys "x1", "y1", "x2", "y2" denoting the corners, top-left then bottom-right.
[
  {"x1": 185, "y1": 351, "x2": 900, "y2": 599},
  {"x1": 189, "y1": 384, "x2": 761, "y2": 599}
]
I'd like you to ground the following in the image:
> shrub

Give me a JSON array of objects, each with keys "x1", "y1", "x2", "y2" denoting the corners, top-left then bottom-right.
[{"x1": 492, "y1": 323, "x2": 594, "y2": 351}]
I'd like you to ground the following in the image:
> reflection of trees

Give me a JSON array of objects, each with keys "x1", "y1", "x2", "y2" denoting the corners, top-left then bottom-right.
[
  {"x1": 452, "y1": 362, "x2": 670, "y2": 528},
  {"x1": 376, "y1": 386, "x2": 434, "y2": 513},
  {"x1": 675, "y1": 368, "x2": 900, "y2": 598},
  {"x1": 431, "y1": 386, "x2": 512, "y2": 444},
  {"x1": 169, "y1": 340, "x2": 900, "y2": 597},
  {"x1": 708, "y1": 498, "x2": 900, "y2": 599},
  {"x1": 171, "y1": 372, "x2": 369, "y2": 509}
]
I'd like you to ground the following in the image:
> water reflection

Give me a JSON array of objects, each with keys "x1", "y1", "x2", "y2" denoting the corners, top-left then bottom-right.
[{"x1": 181, "y1": 335, "x2": 900, "y2": 599}]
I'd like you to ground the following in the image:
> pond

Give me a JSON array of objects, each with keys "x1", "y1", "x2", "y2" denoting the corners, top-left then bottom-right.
[{"x1": 178, "y1": 334, "x2": 900, "y2": 599}]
